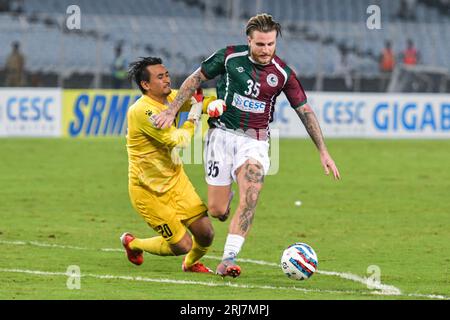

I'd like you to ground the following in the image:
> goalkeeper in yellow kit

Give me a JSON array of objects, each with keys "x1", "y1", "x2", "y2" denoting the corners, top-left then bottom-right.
[{"x1": 120, "y1": 57, "x2": 215, "y2": 273}]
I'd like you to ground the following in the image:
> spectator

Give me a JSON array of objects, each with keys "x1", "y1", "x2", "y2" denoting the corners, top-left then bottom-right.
[
  {"x1": 335, "y1": 45, "x2": 353, "y2": 89},
  {"x1": 402, "y1": 39, "x2": 420, "y2": 66},
  {"x1": 379, "y1": 40, "x2": 396, "y2": 91},
  {"x1": 111, "y1": 44, "x2": 127, "y2": 89},
  {"x1": 4, "y1": 41, "x2": 25, "y2": 87}
]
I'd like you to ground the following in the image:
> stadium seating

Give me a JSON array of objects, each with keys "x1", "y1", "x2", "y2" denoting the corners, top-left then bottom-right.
[
  {"x1": 22, "y1": 0, "x2": 203, "y2": 17},
  {"x1": 0, "y1": 0, "x2": 449, "y2": 83}
]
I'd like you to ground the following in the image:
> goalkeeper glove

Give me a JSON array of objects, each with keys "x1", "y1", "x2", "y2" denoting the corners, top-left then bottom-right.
[
  {"x1": 207, "y1": 99, "x2": 226, "y2": 117},
  {"x1": 187, "y1": 88, "x2": 203, "y2": 123}
]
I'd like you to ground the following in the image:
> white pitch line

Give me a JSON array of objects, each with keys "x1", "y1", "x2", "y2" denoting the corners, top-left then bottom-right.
[
  {"x1": 29, "y1": 241, "x2": 89, "y2": 251},
  {"x1": 0, "y1": 268, "x2": 447, "y2": 300},
  {"x1": 1, "y1": 239, "x2": 447, "y2": 299},
  {"x1": 0, "y1": 267, "x2": 407, "y2": 298},
  {"x1": 204, "y1": 255, "x2": 402, "y2": 295},
  {"x1": 0, "y1": 267, "x2": 363, "y2": 296},
  {"x1": 316, "y1": 270, "x2": 400, "y2": 296},
  {"x1": 0, "y1": 239, "x2": 399, "y2": 295}
]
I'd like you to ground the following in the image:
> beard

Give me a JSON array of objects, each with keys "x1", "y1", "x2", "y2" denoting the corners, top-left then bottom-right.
[{"x1": 249, "y1": 48, "x2": 276, "y2": 65}]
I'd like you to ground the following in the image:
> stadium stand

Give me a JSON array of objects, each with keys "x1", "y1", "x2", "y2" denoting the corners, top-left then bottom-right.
[{"x1": 0, "y1": 0, "x2": 448, "y2": 91}]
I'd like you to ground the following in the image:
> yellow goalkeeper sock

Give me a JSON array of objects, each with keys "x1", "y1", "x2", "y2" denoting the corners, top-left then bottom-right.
[
  {"x1": 184, "y1": 237, "x2": 209, "y2": 268},
  {"x1": 130, "y1": 236, "x2": 174, "y2": 256}
]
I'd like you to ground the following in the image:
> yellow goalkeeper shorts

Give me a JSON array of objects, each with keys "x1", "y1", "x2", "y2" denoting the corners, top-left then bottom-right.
[{"x1": 128, "y1": 169, "x2": 207, "y2": 245}]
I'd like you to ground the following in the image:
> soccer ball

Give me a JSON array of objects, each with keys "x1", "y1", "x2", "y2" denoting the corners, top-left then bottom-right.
[{"x1": 280, "y1": 243, "x2": 318, "y2": 280}]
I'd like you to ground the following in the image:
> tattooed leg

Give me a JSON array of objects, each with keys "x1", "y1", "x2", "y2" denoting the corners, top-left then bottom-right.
[
  {"x1": 217, "y1": 159, "x2": 265, "y2": 275},
  {"x1": 229, "y1": 160, "x2": 265, "y2": 237}
]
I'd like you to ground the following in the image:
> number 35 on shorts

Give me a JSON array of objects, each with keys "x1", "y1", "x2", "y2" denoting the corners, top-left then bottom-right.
[{"x1": 207, "y1": 160, "x2": 219, "y2": 178}]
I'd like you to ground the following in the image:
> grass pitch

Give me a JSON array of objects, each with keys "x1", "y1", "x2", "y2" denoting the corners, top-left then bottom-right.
[{"x1": 0, "y1": 138, "x2": 449, "y2": 300}]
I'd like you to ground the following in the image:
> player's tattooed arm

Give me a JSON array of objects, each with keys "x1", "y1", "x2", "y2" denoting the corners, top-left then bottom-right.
[
  {"x1": 169, "y1": 68, "x2": 207, "y2": 114},
  {"x1": 295, "y1": 103, "x2": 341, "y2": 180},
  {"x1": 154, "y1": 68, "x2": 207, "y2": 128},
  {"x1": 295, "y1": 103, "x2": 327, "y2": 153}
]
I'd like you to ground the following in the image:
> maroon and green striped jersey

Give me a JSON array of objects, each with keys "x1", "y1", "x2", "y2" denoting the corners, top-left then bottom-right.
[{"x1": 201, "y1": 44, "x2": 307, "y2": 140}]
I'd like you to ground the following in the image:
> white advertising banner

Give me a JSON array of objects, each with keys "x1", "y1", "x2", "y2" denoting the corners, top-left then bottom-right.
[
  {"x1": 271, "y1": 92, "x2": 450, "y2": 138},
  {"x1": 0, "y1": 89, "x2": 449, "y2": 138},
  {"x1": 0, "y1": 88, "x2": 62, "y2": 137}
]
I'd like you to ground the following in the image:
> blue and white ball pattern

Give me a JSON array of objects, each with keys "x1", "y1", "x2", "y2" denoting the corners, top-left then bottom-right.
[{"x1": 281, "y1": 243, "x2": 318, "y2": 280}]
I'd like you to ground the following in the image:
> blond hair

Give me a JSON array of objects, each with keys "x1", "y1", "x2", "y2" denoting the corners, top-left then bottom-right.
[{"x1": 246, "y1": 13, "x2": 282, "y2": 37}]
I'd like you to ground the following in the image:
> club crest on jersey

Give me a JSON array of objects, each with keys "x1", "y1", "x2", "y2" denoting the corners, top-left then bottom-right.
[
  {"x1": 236, "y1": 66, "x2": 244, "y2": 73},
  {"x1": 267, "y1": 73, "x2": 278, "y2": 87}
]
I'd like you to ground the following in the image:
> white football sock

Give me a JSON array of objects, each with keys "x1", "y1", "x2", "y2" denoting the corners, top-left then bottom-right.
[{"x1": 222, "y1": 234, "x2": 245, "y2": 261}]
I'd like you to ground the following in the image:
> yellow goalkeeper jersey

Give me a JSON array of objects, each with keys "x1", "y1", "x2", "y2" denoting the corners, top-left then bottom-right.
[{"x1": 126, "y1": 90, "x2": 213, "y2": 193}]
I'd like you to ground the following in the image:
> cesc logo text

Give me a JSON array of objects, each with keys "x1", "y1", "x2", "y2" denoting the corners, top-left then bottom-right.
[{"x1": 6, "y1": 96, "x2": 55, "y2": 121}]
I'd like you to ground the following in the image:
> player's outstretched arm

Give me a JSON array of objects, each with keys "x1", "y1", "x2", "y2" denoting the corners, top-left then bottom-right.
[
  {"x1": 295, "y1": 103, "x2": 341, "y2": 180},
  {"x1": 154, "y1": 68, "x2": 208, "y2": 129}
]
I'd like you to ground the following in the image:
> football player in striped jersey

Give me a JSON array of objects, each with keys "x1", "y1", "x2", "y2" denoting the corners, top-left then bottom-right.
[{"x1": 154, "y1": 14, "x2": 340, "y2": 278}]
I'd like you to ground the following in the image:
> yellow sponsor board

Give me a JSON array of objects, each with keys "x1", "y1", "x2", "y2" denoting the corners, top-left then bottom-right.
[
  {"x1": 63, "y1": 89, "x2": 140, "y2": 137},
  {"x1": 62, "y1": 89, "x2": 216, "y2": 137}
]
